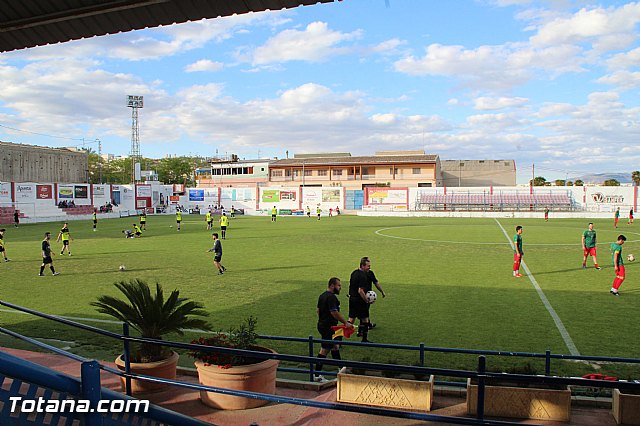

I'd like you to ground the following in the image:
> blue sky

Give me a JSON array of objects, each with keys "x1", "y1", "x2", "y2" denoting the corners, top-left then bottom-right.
[{"x1": 2, "y1": 0, "x2": 640, "y2": 183}]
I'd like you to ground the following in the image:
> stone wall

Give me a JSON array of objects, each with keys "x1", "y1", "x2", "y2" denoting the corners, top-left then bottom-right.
[{"x1": 0, "y1": 141, "x2": 88, "y2": 183}]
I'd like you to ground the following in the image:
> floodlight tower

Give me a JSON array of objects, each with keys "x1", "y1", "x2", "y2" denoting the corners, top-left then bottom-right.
[{"x1": 127, "y1": 95, "x2": 143, "y2": 182}]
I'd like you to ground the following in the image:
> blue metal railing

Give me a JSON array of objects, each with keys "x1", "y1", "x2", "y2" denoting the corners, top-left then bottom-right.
[{"x1": 2, "y1": 299, "x2": 640, "y2": 425}]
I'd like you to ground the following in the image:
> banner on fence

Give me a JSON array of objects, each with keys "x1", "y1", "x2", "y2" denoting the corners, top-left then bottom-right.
[
  {"x1": 74, "y1": 185, "x2": 88, "y2": 199},
  {"x1": 189, "y1": 189, "x2": 204, "y2": 201},
  {"x1": 16, "y1": 184, "x2": 35, "y2": 200},
  {"x1": 59, "y1": 186, "x2": 73, "y2": 199},
  {"x1": 36, "y1": 185, "x2": 52, "y2": 199}
]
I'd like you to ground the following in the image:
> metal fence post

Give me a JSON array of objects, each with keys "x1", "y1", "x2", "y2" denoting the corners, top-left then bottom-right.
[
  {"x1": 308, "y1": 335, "x2": 315, "y2": 382},
  {"x1": 80, "y1": 360, "x2": 102, "y2": 426},
  {"x1": 419, "y1": 343, "x2": 425, "y2": 367},
  {"x1": 123, "y1": 322, "x2": 132, "y2": 396},
  {"x1": 545, "y1": 350, "x2": 551, "y2": 375},
  {"x1": 476, "y1": 355, "x2": 486, "y2": 421}
]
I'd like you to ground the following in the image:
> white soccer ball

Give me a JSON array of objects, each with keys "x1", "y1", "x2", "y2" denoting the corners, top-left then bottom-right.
[
  {"x1": 365, "y1": 290, "x2": 377, "y2": 304},
  {"x1": 628, "y1": 254, "x2": 635, "y2": 262},
  {"x1": 119, "y1": 265, "x2": 126, "y2": 272},
  {"x1": 169, "y1": 225, "x2": 173, "y2": 228}
]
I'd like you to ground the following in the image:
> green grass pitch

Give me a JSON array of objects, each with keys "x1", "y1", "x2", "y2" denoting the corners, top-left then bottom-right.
[{"x1": 1, "y1": 214, "x2": 638, "y2": 379}]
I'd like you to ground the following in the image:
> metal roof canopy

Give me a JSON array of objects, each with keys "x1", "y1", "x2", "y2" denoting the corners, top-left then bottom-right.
[{"x1": 0, "y1": 0, "x2": 339, "y2": 53}]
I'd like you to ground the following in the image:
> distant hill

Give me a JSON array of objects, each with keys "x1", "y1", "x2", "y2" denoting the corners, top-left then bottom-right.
[{"x1": 569, "y1": 173, "x2": 632, "y2": 185}]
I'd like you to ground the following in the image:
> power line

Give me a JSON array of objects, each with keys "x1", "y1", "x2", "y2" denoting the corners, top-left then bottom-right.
[{"x1": 0, "y1": 123, "x2": 88, "y2": 142}]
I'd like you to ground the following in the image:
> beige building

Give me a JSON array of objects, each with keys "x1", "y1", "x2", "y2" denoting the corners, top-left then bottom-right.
[
  {"x1": 269, "y1": 151, "x2": 442, "y2": 189},
  {"x1": 441, "y1": 160, "x2": 516, "y2": 187},
  {"x1": 0, "y1": 141, "x2": 88, "y2": 183}
]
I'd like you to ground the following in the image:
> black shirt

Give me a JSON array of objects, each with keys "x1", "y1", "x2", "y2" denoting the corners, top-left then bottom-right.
[
  {"x1": 42, "y1": 239, "x2": 51, "y2": 257},
  {"x1": 213, "y1": 240, "x2": 222, "y2": 256},
  {"x1": 317, "y1": 290, "x2": 340, "y2": 328},
  {"x1": 349, "y1": 268, "x2": 370, "y2": 298}
]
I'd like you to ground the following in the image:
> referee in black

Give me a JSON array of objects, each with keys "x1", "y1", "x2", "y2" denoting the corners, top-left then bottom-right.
[
  {"x1": 348, "y1": 257, "x2": 376, "y2": 343},
  {"x1": 39, "y1": 232, "x2": 59, "y2": 276},
  {"x1": 314, "y1": 277, "x2": 353, "y2": 383}
]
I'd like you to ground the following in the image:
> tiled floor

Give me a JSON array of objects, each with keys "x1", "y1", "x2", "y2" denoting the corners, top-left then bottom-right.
[{"x1": 0, "y1": 347, "x2": 619, "y2": 425}]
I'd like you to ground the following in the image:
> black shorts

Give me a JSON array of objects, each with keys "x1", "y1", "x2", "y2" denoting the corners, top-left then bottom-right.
[
  {"x1": 42, "y1": 256, "x2": 53, "y2": 264},
  {"x1": 271, "y1": 214, "x2": 276, "y2": 218},
  {"x1": 135, "y1": 232, "x2": 142, "y2": 236},
  {"x1": 214, "y1": 255, "x2": 222, "y2": 262},
  {"x1": 0, "y1": 247, "x2": 4, "y2": 252},
  {"x1": 62, "y1": 240, "x2": 69, "y2": 246},
  {"x1": 348, "y1": 297, "x2": 369, "y2": 320},
  {"x1": 317, "y1": 324, "x2": 342, "y2": 349},
  {"x1": 177, "y1": 220, "x2": 181, "y2": 224},
  {"x1": 207, "y1": 221, "x2": 212, "y2": 225},
  {"x1": 221, "y1": 226, "x2": 227, "y2": 230},
  {"x1": 93, "y1": 220, "x2": 97, "y2": 224}
]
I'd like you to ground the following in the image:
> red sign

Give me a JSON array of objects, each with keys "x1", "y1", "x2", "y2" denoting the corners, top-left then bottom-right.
[
  {"x1": 36, "y1": 185, "x2": 52, "y2": 199},
  {"x1": 169, "y1": 195, "x2": 180, "y2": 204}
]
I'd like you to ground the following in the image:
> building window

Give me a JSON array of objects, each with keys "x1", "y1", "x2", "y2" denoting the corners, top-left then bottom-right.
[
  {"x1": 271, "y1": 170, "x2": 283, "y2": 177},
  {"x1": 412, "y1": 168, "x2": 421, "y2": 174},
  {"x1": 261, "y1": 168, "x2": 264, "y2": 172},
  {"x1": 318, "y1": 170, "x2": 328, "y2": 176},
  {"x1": 304, "y1": 170, "x2": 312, "y2": 176},
  {"x1": 285, "y1": 169, "x2": 292, "y2": 177},
  {"x1": 333, "y1": 169, "x2": 343, "y2": 176},
  {"x1": 389, "y1": 167, "x2": 399, "y2": 174}
]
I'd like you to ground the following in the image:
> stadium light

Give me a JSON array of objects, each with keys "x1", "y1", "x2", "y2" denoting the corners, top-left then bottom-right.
[{"x1": 127, "y1": 95, "x2": 143, "y2": 183}]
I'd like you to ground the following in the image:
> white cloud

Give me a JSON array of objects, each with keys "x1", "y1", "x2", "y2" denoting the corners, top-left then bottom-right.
[
  {"x1": 248, "y1": 21, "x2": 362, "y2": 65},
  {"x1": 473, "y1": 96, "x2": 529, "y2": 110},
  {"x1": 185, "y1": 60, "x2": 224, "y2": 73},
  {"x1": 606, "y1": 47, "x2": 640, "y2": 70},
  {"x1": 597, "y1": 71, "x2": 640, "y2": 90},
  {"x1": 530, "y1": 3, "x2": 640, "y2": 50}
]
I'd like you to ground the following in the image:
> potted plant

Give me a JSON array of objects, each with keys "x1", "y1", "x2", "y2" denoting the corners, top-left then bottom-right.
[
  {"x1": 189, "y1": 316, "x2": 279, "y2": 410},
  {"x1": 92, "y1": 279, "x2": 211, "y2": 393}
]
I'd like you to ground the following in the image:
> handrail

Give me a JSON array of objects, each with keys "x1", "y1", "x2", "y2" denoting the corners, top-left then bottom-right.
[{"x1": 2, "y1": 300, "x2": 640, "y2": 425}]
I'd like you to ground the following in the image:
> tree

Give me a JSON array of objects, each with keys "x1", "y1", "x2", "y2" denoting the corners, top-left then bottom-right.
[
  {"x1": 554, "y1": 179, "x2": 566, "y2": 186},
  {"x1": 632, "y1": 171, "x2": 640, "y2": 186},
  {"x1": 529, "y1": 176, "x2": 547, "y2": 186},
  {"x1": 603, "y1": 179, "x2": 620, "y2": 186},
  {"x1": 574, "y1": 179, "x2": 584, "y2": 186},
  {"x1": 567, "y1": 181, "x2": 573, "y2": 186},
  {"x1": 157, "y1": 156, "x2": 197, "y2": 185}
]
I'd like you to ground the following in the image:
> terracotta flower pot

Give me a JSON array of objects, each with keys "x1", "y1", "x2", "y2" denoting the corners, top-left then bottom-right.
[
  {"x1": 115, "y1": 351, "x2": 179, "y2": 393},
  {"x1": 194, "y1": 347, "x2": 279, "y2": 410}
]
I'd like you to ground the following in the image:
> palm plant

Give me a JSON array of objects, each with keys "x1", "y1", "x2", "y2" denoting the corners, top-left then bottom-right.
[{"x1": 92, "y1": 279, "x2": 211, "y2": 362}]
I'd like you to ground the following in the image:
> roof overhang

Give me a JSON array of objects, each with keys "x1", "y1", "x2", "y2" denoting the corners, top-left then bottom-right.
[{"x1": 0, "y1": 0, "x2": 340, "y2": 53}]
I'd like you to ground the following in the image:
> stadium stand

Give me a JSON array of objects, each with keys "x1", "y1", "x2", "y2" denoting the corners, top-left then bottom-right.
[{"x1": 416, "y1": 190, "x2": 574, "y2": 211}]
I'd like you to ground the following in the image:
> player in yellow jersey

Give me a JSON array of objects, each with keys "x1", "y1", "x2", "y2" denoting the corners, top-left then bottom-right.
[
  {"x1": 56, "y1": 222, "x2": 73, "y2": 256},
  {"x1": 271, "y1": 206, "x2": 277, "y2": 222},
  {"x1": 0, "y1": 228, "x2": 10, "y2": 262},
  {"x1": 176, "y1": 210, "x2": 182, "y2": 231},
  {"x1": 92, "y1": 209, "x2": 98, "y2": 231},
  {"x1": 219, "y1": 213, "x2": 229, "y2": 239},
  {"x1": 205, "y1": 211, "x2": 213, "y2": 230}
]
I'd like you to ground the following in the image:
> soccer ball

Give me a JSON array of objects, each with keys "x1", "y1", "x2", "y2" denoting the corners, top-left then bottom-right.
[
  {"x1": 169, "y1": 225, "x2": 173, "y2": 228},
  {"x1": 119, "y1": 265, "x2": 126, "y2": 272},
  {"x1": 365, "y1": 290, "x2": 377, "y2": 304},
  {"x1": 628, "y1": 254, "x2": 635, "y2": 262}
]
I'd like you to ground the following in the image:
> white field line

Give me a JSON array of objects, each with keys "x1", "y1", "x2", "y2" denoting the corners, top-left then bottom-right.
[
  {"x1": 494, "y1": 219, "x2": 581, "y2": 356},
  {"x1": 374, "y1": 226, "x2": 640, "y2": 246}
]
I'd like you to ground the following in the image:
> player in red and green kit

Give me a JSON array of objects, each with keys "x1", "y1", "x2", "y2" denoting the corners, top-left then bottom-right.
[
  {"x1": 614, "y1": 207, "x2": 620, "y2": 228},
  {"x1": 610, "y1": 235, "x2": 626, "y2": 296},
  {"x1": 581, "y1": 223, "x2": 600, "y2": 270},
  {"x1": 513, "y1": 225, "x2": 523, "y2": 278}
]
